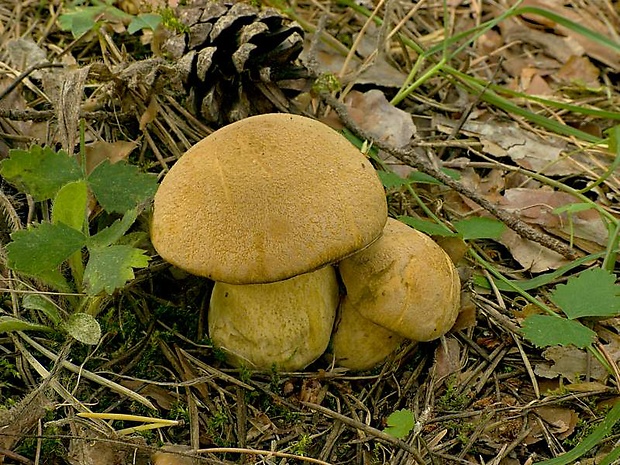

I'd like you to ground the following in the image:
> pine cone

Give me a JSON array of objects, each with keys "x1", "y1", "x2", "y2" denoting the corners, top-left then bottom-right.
[{"x1": 162, "y1": 1, "x2": 306, "y2": 125}]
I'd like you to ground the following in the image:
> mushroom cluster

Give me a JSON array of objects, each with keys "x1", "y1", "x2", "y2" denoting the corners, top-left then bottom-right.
[
  {"x1": 151, "y1": 113, "x2": 387, "y2": 370},
  {"x1": 151, "y1": 113, "x2": 460, "y2": 372}
]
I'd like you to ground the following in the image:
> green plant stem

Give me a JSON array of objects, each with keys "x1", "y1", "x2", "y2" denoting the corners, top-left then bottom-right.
[
  {"x1": 469, "y1": 248, "x2": 557, "y2": 316},
  {"x1": 67, "y1": 252, "x2": 85, "y2": 292},
  {"x1": 602, "y1": 222, "x2": 620, "y2": 271},
  {"x1": 467, "y1": 152, "x2": 618, "y2": 226},
  {"x1": 339, "y1": 0, "x2": 618, "y2": 143},
  {"x1": 80, "y1": 294, "x2": 107, "y2": 317}
]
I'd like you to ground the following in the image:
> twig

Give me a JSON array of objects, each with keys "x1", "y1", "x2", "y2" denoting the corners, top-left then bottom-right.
[
  {"x1": 0, "y1": 108, "x2": 133, "y2": 123},
  {"x1": 0, "y1": 62, "x2": 63, "y2": 103},
  {"x1": 319, "y1": 91, "x2": 579, "y2": 261},
  {"x1": 302, "y1": 401, "x2": 427, "y2": 464},
  {"x1": 196, "y1": 447, "x2": 334, "y2": 465}
]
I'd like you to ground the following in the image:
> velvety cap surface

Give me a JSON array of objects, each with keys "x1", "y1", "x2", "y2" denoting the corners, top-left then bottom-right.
[
  {"x1": 151, "y1": 113, "x2": 387, "y2": 284},
  {"x1": 338, "y1": 218, "x2": 460, "y2": 342}
]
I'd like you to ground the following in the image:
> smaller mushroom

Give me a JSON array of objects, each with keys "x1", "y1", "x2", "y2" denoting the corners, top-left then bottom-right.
[
  {"x1": 209, "y1": 266, "x2": 339, "y2": 371},
  {"x1": 329, "y1": 301, "x2": 406, "y2": 371},
  {"x1": 330, "y1": 218, "x2": 460, "y2": 370}
]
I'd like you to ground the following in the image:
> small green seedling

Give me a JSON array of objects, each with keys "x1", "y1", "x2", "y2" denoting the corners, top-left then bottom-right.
[
  {"x1": 0, "y1": 145, "x2": 158, "y2": 344},
  {"x1": 58, "y1": 0, "x2": 162, "y2": 38}
]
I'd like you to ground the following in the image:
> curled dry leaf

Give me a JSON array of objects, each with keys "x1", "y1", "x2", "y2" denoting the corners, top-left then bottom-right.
[
  {"x1": 344, "y1": 89, "x2": 416, "y2": 147},
  {"x1": 499, "y1": 188, "x2": 608, "y2": 247},
  {"x1": 521, "y1": 0, "x2": 620, "y2": 71},
  {"x1": 525, "y1": 406, "x2": 579, "y2": 444},
  {"x1": 435, "y1": 117, "x2": 572, "y2": 176},
  {"x1": 341, "y1": 89, "x2": 416, "y2": 177},
  {"x1": 433, "y1": 337, "x2": 462, "y2": 380},
  {"x1": 84, "y1": 140, "x2": 138, "y2": 174},
  {"x1": 534, "y1": 345, "x2": 609, "y2": 383}
]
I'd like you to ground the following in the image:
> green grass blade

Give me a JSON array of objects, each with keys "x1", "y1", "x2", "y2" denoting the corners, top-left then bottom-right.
[
  {"x1": 535, "y1": 400, "x2": 620, "y2": 465},
  {"x1": 515, "y1": 7, "x2": 620, "y2": 54},
  {"x1": 472, "y1": 250, "x2": 613, "y2": 291}
]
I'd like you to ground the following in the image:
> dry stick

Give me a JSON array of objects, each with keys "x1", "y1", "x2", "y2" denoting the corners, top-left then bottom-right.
[
  {"x1": 0, "y1": 108, "x2": 133, "y2": 123},
  {"x1": 196, "y1": 447, "x2": 333, "y2": 465},
  {"x1": 302, "y1": 401, "x2": 427, "y2": 465},
  {"x1": 320, "y1": 92, "x2": 580, "y2": 261}
]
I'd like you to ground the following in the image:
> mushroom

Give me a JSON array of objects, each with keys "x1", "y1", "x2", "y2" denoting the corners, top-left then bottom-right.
[
  {"x1": 329, "y1": 218, "x2": 460, "y2": 370},
  {"x1": 151, "y1": 113, "x2": 387, "y2": 285},
  {"x1": 151, "y1": 113, "x2": 388, "y2": 370},
  {"x1": 209, "y1": 266, "x2": 339, "y2": 371},
  {"x1": 329, "y1": 301, "x2": 406, "y2": 371}
]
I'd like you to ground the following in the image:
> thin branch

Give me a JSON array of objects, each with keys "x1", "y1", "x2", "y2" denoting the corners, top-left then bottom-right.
[
  {"x1": 320, "y1": 91, "x2": 579, "y2": 261},
  {"x1": 302, "y1": 401, "x2": 427, "y2": 464},
  {"x1": 0, "y1": 108, "x2": 133, "y2": 123}
]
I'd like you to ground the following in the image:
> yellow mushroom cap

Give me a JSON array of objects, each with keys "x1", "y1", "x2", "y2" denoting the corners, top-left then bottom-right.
[
  {"x1": 338, "y1": 218, "x2": 460, "y2": 342},
  {"x1": 151, "y1": 113, "x2": 387, "y2": 284}
]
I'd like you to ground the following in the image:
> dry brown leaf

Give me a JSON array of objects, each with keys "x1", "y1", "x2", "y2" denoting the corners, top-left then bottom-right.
[
  {"x1": 499, "y1": 188, "x2": 609, "y2": 247},
  {"x1": 435, "y1": 117, "x2": 573, "y2": 175},
  {"x1": 0, "y1": 390, "x2": 52, "y2": 451},
  {"x1": 451, "y1": 291, "x2": 477, "y2": 332},
  {"x1": 299, "y1": 378, "x2": 326, "y2": 404},
  {"x1": 565, "y1": 381, "x2": 611, "y2": 393},
  {"x1": 139, "y1": 96, "x2": 159, "y2": 130},
  {"x1": 556, "y1": 55, "x2": 600, "y2": 87},
  {"x1": 0, "y1": 78, "x2": 47, "y2": 157},
  {"x1": 499, "y1": 228, "x2": 569, "y2": 272},
  {"x1": 434, "y1": 337, "x2": 461, "y2": 380},
  {"x1": 120, "y1": 379, "x2": 179, "y2": 411},
  {"x1": 520, "y1": 69, "x2": 554, "y2": 96},
  {"x1": 521, "y1": 0, "x2": 620, "y2": 71},
  {"x1": 534, "y1": 345, "x2": 608, "y2": 383},
  {"x1": 458, "y1": 167, "x2": 506, "y2": 204},
  {"x1": 461, "y1": 186, "x2": 610, "y2": 270},
  {"x1": 534, "y1": 405, "x2": 578, "y2": 439},
  {"x1": 300, "y1": 34, "x2": 407, "y2": 88},
  {"x1": 151, "y1": 445, "x2": 198, "y2": 465},
  {"x1": 500, "y1": 18, "x2": 583, "y2": 65},
  {"x1": 246, "y1": 412, "x2": 276, "y2": 442},
  {"x1": 324, "y1": 89, "x2": 416, "y2": 177},
  {"x1": 84, "y1": 140, "x2": 138, "y2": 174},
  {"x1": 56, "y1": 66, "x2": 91, "y2": 152},
  {"x1": 6, "y1": 38, "x2": 47, "y2": 76},
  {"x1": 344, "y1": 89, "x2": 416, "y2": 147},
  {"x1": 68, "y1": 423, "x2": 148, "y2": 465}
]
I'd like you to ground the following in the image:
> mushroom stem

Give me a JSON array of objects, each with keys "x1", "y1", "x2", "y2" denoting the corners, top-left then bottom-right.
[{"x1": 208, "y1": 266, "x2": 339, "y2": 371}]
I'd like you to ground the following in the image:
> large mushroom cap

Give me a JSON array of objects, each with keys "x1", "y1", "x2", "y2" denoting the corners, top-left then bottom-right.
[
  {"x1": 151, "y1": 113, "x2": 387, "y2": 284},
  {"x1": 338, "y1": 218, "x2": 460, "y2": 342}
]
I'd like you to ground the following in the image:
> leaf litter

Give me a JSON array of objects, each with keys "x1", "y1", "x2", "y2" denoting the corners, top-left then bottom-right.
[{"x1": 0, "y1": 0, "x2": 619, "y2": 464}]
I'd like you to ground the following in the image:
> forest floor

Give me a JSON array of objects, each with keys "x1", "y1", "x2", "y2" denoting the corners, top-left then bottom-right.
[{"x1": 0, "y1": 0, "x2": 619, "y2": 464}]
